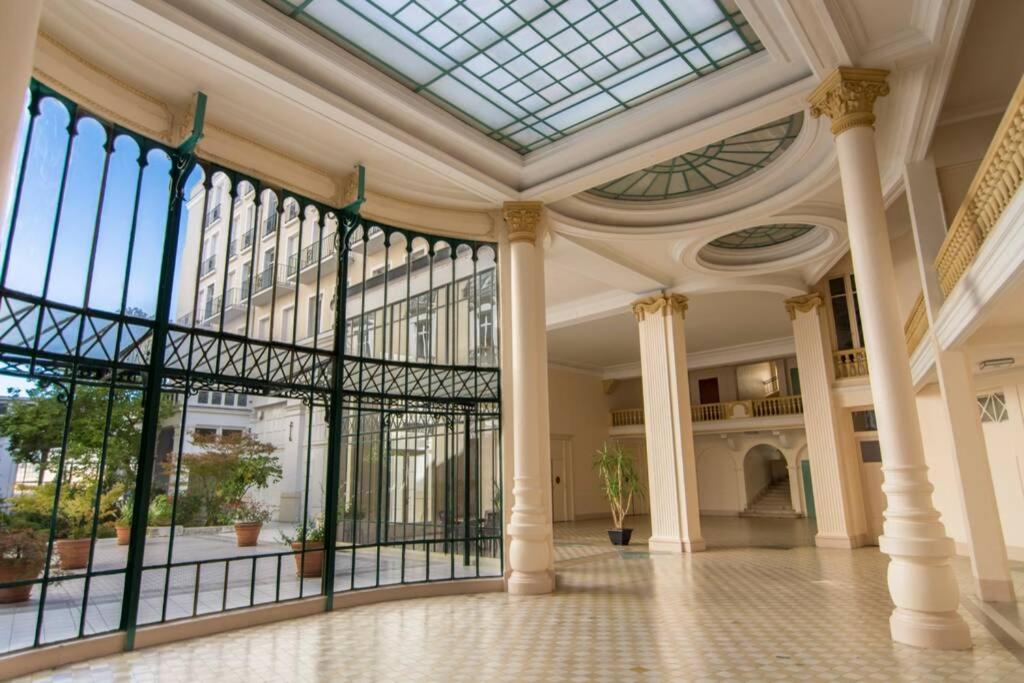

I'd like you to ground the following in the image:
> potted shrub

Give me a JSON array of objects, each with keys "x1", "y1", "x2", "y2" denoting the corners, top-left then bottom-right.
[
  {"x1": 593, "y1": 442, "x2": 645, "y2": 546},
  {"x1": 54, "y1": 485, "x2": 122, "y2": 570},
  {"x1": 0, "y1": 525, "x2": 48, "y2": 603},
  {"x1": 280, "y1": 516, "x2": 325, "y2": 577},
  {"x1": 115, "y1": 497, "x2": 133, "y2": 546},
  {"x1": 231, "y1": 500, "x2": 272, "y2": 547}
]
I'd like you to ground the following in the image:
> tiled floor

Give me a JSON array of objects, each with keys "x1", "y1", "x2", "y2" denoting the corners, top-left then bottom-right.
[
  {"x1": 1, "y1": 525, "x2": 499, "y2": 654},
  {"x1": 13, "y1": 516, "x2": 1024, "y2": 681}
]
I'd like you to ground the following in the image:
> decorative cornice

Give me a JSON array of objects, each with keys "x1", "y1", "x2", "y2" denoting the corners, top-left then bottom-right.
[
  {"x1": 784, "y1": 293, "x2": 824, "y2": 320},
  {"x1": 808, "y1": 67, "x2": 890, "y2": 136},
  {"x1": 502, "y1": 202, "x2": 543, "y2": 244},
  {"x1": 631, "y1": 293, "x2": 688, "y2": 322}
]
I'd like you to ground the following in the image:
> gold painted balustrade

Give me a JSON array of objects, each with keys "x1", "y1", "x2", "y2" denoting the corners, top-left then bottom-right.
[
  {"x1": 610, "y1": 408, "x2": 644, "y2": 427},
  {"x1": 934, "y1": 75, "x2": 1024, "y2": 296},
  {"x1": 833, "y1": 348, "x2": 869, "y2": 379},
  {"x1": 610, "y1": 396, "x2": 804, "y2": 427},
  {"x1": 905, "y1": 293, "x2": 929, "y2": 355}
]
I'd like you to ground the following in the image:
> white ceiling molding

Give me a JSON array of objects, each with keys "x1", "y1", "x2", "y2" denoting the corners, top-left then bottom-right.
[{"x1": 545, "y1": 291, "x2": 640, "y2": 332}]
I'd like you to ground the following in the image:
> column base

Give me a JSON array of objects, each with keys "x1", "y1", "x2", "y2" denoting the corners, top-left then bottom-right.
[
  {"x1": 815, "y1": 533, "x2": 865, "y2": 549},
  {"x1": 890, "y1": 607, "x2": 972, "y2": 650},
  {"x1": 976, "y1": 577, "x2": 1017, "y2": 603},
  {"x1": 648, "y1": 536, "x2": 706, "y2": 553},
  {"x1": 507, "y1": 570, "x2": 555, "y2": 595}
]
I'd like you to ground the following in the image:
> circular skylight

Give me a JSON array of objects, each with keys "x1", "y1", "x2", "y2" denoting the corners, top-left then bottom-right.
[
  {"x1": 588, "y1": 113, "x2": 803, "y2": 201},
  {"x1": 709, "y1": 224, "x2": 815, "y2": 249}
]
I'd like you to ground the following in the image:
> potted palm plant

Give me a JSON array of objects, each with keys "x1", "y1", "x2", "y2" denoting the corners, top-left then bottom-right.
[
  {"x1": 114, "y1": 497, "x2": 132, "y2": 546},
  {"x1": 280, "y1": 516, "x2": 325, "y2": 577},
  {"x1": 0, "y1": 525, "x2": 48, "y2": 603},
  {"x1": 231, "y1": 500, "x2": 272, "y2": 547},
  {"x1": 593, "y1": 442, "x2": 645, "y2": 546}
]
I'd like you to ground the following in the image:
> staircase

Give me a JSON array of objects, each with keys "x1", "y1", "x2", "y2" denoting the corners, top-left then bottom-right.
[{"x1": 741, "y1": 479, "x2": 801, "y2": 518}]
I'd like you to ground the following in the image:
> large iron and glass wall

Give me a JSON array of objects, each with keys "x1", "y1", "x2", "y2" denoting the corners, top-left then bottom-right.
[{"x1": 0, "y1": 81, "x2": 501, "y2": 656}]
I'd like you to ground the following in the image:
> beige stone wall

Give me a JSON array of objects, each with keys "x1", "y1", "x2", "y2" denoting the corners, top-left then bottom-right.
[
  {"x1": 546, "y1": 366, "x2": 614, "y2": 519},
  {"x1": 917, "y1": 375, "x2": 1024, "y2": 560}
]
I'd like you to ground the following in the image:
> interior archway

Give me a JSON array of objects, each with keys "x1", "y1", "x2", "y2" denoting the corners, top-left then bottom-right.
[{"x1": 741, "y1": 444, "x2": 796, "y2": 517}]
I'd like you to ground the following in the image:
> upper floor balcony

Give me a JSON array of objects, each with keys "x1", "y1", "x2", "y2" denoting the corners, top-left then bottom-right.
[
  {"x1": 295, "y1": 232, "x2": 337, "y2": 283},
  {"x1": 251, "y1": 264, "x2": 296, "y2": 305},
  {"x1": 229, "y1": 227, "x2": 255, "y2": 259},
  {"x1": 199, "y1": 253, "x2": 217, "y2": 278},
  {"x1": 610, "y1": 395, "x2": 804, "y2": 436}
]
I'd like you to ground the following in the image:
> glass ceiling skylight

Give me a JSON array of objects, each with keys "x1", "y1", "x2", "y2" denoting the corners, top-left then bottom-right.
[
  {"x1": 587, "y1": 112, "x2": 802, "y2": 201},
  {"x1": 266, "y1": 0, "x2": 763, "y2": 153},
  {"x1": 709, "y1": 224, "x2": 815, "y2": 249}
]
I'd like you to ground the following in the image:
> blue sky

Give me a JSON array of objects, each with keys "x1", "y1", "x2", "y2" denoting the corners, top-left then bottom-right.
[{"x1": 0, "y1": 92, "x2": 200, "y2": 394}]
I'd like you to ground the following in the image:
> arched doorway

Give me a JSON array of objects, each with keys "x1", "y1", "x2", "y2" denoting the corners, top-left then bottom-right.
[{"x1": 740, "y1": 445, "x2": 797, "y2": 517}]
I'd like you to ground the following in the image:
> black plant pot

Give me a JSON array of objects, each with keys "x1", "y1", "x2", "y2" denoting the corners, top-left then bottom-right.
[{"x1": 607, "y1": 528, "x2": 633, "y2": 546}]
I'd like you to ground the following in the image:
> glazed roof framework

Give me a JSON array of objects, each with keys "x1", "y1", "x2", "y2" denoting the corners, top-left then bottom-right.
[{"x1": 266, "y1": 0, "x2": 763, "y2": 153}]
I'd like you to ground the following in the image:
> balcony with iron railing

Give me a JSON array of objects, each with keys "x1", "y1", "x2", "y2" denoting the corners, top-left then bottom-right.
[
  {"x1": 611, "y1": 395, "x2": 804, "y2": 433},
  {"x1": 199, "y1": 254, "x2": 217, "y2": 277},
  {"x1": 251, "y1": 264, "x2": 296, "y2": 305},
  {"x1": 222, "y1": 287, "x2": 250, "y2": 321},
  {"x1": 262, "y1": 213, "x2": 277, "y2": 238},
  {"x1": 229, "y1": 228, "x2": 255, "y2": 259},
  {"x1": 206, "y1": 204, "x2": 222, "y2": 225},
  {"x1": 297, "y1": 232, "x2": 338, "y2": 282}
]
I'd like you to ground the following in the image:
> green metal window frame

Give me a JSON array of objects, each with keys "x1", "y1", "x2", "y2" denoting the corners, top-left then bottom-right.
[
  {"x1": 589, "y1": 112, "x2": 803, "y2": 201},
  {"x1": 0, "y1": 79, "x2": 502, "y2": 657},
  {"x1": 266, "y1": 0, "x2": 763, "y2": 153},
  {"x1": 708, "y1": 223, "x2": 815, "y2": 249}
]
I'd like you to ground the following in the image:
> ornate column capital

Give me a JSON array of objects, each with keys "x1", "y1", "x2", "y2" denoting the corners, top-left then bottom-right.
[
  {"x1": 784, "y1": 292, "x2": 824, "y2": 320},
  {"x1": 502, "y1": 201, "x2": 543, "y2": 244},
  {"x1": 808, "y1": 67, "x2": 890, "y2": 136},
  {"x1": 631, "y1": 293, "x2": 688, "y2": 322}
]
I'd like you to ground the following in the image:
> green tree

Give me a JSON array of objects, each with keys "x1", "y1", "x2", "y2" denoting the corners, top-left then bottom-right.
[
  {"x1": 0, "y1": 381, "x2": 173, "y2": 490},
  {"x1": 176, "y1": 431, "x2": 282, "y2": 525}
]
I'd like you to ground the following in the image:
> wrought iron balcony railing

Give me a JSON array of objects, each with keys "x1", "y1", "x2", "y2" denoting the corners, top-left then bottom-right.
[
  {"x1": 199, "y1": 254, "x2": 217, "y2": 277},
  {"x1": 263, "y1": 213, "x2": 277, "y2": 237},
  {"x1": 229, "y1": 228, "x2": 255, "y2": 258},
  {"x1": 299, "y1": 232, "x2": 337, "y2": 270},
  {"x1": 205, "y1": 203, "x2": 222, "y2": 225}
]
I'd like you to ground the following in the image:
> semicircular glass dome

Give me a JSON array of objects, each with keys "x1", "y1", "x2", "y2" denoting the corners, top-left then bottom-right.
[
  {"x1": 588, "y1": 112, "x2": 803, "y2": 201},
  {"x1": 708, "y1": 223, "x2": 815, "y2": 249}
]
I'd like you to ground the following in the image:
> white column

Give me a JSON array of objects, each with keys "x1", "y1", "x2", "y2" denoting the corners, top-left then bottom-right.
[
  {"x1": 810, "y1": 67, "x2": 970, "y2": 649},
  {"x1": 785, "y1": 295, "x2": 864, "y2": 546},
  {"x1": 787, "y1": 464, "x2": 803, "y2": 515},
  {"x1": 633, "y1": 294, "x2": 704, "y2": 553},
  {"x1": 905, "y1": 159, "x2": 1015, "y2": 603},
  {"x1": 502, "y1": 202, "x2": 554, "y2": 594},
  {"x1": 0, "y1": 1, "x2": 42, "y2": 220}
]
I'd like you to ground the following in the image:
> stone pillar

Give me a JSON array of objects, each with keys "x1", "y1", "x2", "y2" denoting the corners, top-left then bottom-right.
[
  {"x1": 810, "y1": 67, "x2": 971, "y2": 649},
  {"x1": 904, "y1": 159, "x2": 1015, "y2": 603},
  {"x1": 787, "y1": 464, "x2": 803, "y2": 515},
  {"x1": 633, "y1": 293, "x2": 704, "y2": 553},
  {"x1": 502, "y1": 201, "x2": 554, "y2": 595},
  {"x1": 785, "y1": 294, "x2": 864, "y2": 546},
  {"x1": 0, "y1": 1, "x2": 42, "y2": 219}
]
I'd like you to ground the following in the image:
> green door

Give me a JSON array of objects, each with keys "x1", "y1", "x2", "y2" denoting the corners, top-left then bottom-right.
[{"x1": 801, "y1": 459, "x2": 815, "y2": 520}]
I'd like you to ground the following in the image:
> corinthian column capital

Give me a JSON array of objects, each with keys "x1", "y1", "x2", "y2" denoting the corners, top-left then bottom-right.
[
  {"x1": 631, "y1": 293, "x2": 688, "y2": 322},
  {"x1": 784, "y1": 292, "x2": 824, "y2": 320},
  {"x1": 502, "y1": 201, "x2": 543, "y2": 244},
  {"x1": 808, "y1": 67, "x2": 890, "y2": 136}
]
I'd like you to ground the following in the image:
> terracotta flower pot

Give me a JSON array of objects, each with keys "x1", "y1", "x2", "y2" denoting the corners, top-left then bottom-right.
[
  {"x1": 115, "y1": 525, "x2": 131, "y2": 546},
  {"x1": 0, "y1": 559, "x2": 44, "y2": 604},
  {"x1": 234, "y1": 521, "x2": 263, "y2": 547},
  {"x1": 56, "y1": 538, "x2": 92, "y2": 570},
  {"x1": 291, "y1": 541, "x2": 324, "y2": 577}
]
